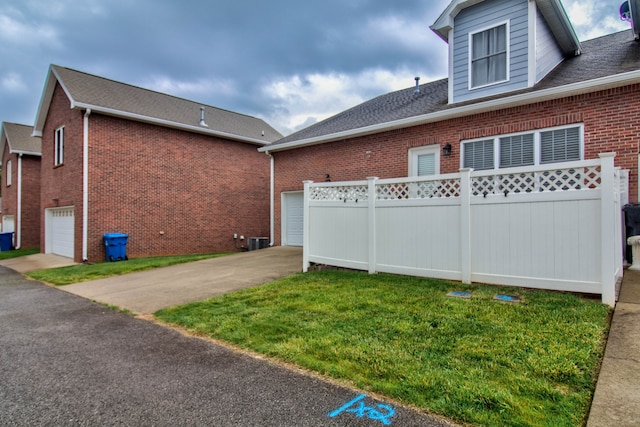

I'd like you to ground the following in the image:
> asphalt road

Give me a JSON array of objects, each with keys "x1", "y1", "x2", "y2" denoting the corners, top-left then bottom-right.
[{"x1": 0, "y1": 267, "x2": 454, "y2": 427}]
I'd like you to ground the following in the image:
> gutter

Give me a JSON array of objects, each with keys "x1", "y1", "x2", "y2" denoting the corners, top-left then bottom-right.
[
  {"x1": 15, "y1": 154, "x2": 22, "y2": 249},
  {"x1": 82, "y1": 109, "x2": 91, "y2": 262},
  {"x1": 259, "y1": 69, "x2": 640, "y2": 153},
  {"x1": 265, "y1": 150, "x2": 275, "y2": 246}
]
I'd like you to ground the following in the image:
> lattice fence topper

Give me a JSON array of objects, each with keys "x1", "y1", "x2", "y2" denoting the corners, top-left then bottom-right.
[
  {"x1": 471, "y1": 165, "x2": 602, "y2": 196},
  {"x1": 308, "y1": 185, "x2": 369, "y2": 202},
  {"x1": 376, "y1": 178, "x2": 461, "y2": 200}
]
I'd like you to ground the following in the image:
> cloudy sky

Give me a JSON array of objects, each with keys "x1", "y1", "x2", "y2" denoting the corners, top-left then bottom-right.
[{"x1": 0, "y1": 0, "x2": 631, "y2": 136}]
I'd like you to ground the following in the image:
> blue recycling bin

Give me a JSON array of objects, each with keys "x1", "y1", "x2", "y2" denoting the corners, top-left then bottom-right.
[
  {"x1": 103, "y1": 233, "x2": 128, "y2": 262},
  {"x1": 0, "y1": 232, "x2": 13, "y2": 251}
]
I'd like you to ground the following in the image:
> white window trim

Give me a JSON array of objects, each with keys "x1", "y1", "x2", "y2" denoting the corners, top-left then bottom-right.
[
  {"x1": 54, "y1": 126, "x2": 64, "y2": 166},
  {"x1": 460, "y1": 124, "x2": 584, "y2": 170},
  {"x1": 468, "y1": 20, "x2": 511, "y2": 91},
  {"x1": 408, "y1": 145, "x2": 441, "y2": 176},
  {"x1": 6, "y1": 160, "x2": 11, "y2": 186}
]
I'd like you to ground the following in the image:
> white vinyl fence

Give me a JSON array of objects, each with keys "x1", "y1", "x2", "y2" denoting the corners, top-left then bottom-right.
[{"x1": 303, "y1": 153, "x2": 623, "y2": 306}]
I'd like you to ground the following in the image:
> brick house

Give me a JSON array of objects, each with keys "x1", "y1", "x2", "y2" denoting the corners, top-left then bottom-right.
[
  {"x1": 259, "y1": 0, "x2": 640, "y2": 248},
  {"x1": 0, "y1": 122, "x2": 42, "y2": 249},
  {"x1": 33, "y1": 65, "x2": 282, "y2": 262}
]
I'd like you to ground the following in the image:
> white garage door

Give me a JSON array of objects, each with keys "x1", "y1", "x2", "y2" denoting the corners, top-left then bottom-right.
[
  {"x1": 2, "y1": 215, "x2": 15, "y2": 246},
  {"x1": 283, "y1": 192, "x2": 303, "y2": 246},
  {"x1": 46, "y1": 207, "x2": 74, "y2": 258}
]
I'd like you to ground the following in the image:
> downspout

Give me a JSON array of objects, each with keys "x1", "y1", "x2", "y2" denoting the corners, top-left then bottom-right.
[
  {"x1": 15, "y1": 154, "x2": 22, "y2": 249},
  {"x1": 82, "y1": 109, "x2": 91, "y2": 261},
  {"x1": 266, "y1": 151, "x2": 275, "y2": 246}
]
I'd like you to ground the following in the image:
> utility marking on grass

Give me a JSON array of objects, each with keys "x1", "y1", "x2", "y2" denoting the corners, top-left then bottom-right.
[
  {"x1": 494, "y1": 294, "x2": 521, "y2": 303},
  {"x1": 447, "y1": 291, "x2": 472, "y2": 298},
  {"x1": 328, "y1": 394, "x2": 395, "y2": 425}
]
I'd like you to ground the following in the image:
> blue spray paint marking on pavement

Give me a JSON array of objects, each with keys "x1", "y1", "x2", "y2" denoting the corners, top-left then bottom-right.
[{"x1": 329, "y1": 394, "x2": 395, "y2": 425}]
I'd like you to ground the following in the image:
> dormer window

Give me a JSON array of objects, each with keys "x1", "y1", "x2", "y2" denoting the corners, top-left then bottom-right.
[{"x1": 469, "y1": 22, "x2": 509, "y2": 89}]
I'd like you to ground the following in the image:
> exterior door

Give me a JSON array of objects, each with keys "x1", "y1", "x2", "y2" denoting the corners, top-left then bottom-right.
[{"x1": 282, "y1": 192, "x2": 303, "y2": 246}]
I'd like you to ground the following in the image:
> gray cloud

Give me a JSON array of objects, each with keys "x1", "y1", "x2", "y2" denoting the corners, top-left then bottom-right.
[{"x1": 0, "y1": 0, "x2": 629, "y2": 135}]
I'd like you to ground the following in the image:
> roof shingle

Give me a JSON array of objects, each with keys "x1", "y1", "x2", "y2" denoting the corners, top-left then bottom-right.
[
  {"x1": 39, "y1": 65, "x2": 283, "y2": 144},
  {"x1": 1, "y1": 122, "x2": 41, "y2": 156}
]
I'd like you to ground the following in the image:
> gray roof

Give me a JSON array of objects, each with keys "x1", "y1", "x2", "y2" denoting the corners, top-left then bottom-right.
[
  {"x1": 269, "y1": 30, "x2": 640, "y2": 148},
  {"x1": 33, "y1": 65, "x2": 282, "y2": 145},
  {"x1": 0, "y1": 122, "x2": 42, "y2": 159}
]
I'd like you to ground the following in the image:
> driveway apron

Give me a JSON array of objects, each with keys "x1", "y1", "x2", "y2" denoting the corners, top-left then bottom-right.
[
  {"x1": 63, "y1": 246, "x2": 304, "y2": 315},
  {"x1": 0, "y1": 266, "x2": 454, "y2": 426}
]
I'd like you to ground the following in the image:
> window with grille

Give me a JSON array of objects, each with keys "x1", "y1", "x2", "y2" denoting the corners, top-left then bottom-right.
[
  {"x1": 462, "y1": 125, "x2": 582, "y2": 170},
  {"x1": 54, "y1": 127, "x2": 64, "y2": 166},
  {"x1": 540, "y1": 127, "x2": 580, "y2": 163},
  {"x1": 470, "y1": 22, "x2": 508, "y2": 88},
  {"x1": 6, "y1": 160, "x2": 11, "y2": 186},
  {"x1": 463, "y1": 139, "x2": 494, "y2": 170},
  {"x1": 500, "y1": 134, "x2": 534, "y2": 168}
]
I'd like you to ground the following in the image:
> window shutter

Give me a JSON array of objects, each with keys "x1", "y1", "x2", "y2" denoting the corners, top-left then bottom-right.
[
  {"x1": 500, "y1": 134, "x2": 534, "y2": 168},
  {"x1": 463, "y1": 140, "x2": 494, "y2": 170},
  {"x1": 540, "y1": 127, "x2": 580, "y2": 164},
  {"x1": 417, "y1": 153, "x2": 436, "y2": 176}
]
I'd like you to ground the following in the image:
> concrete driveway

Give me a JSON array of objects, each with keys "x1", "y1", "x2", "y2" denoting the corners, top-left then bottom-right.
[{"x1": 62, "y1": 246, "x2": 303, "y2": 315}]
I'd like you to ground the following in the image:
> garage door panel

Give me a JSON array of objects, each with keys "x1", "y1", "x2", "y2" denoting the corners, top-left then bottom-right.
[{"x1": 46, "y1": 207, "x2": 74, "y2": 258}]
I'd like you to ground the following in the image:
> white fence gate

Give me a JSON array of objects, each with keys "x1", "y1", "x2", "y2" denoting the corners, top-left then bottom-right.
[{"x1": 303, "y1": 153, "x2": 623, "y2": 306}]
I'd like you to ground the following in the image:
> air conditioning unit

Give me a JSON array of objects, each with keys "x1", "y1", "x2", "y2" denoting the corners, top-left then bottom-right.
[{"x1": 248, "y1": 237, "x2": 269, "y2": 251}]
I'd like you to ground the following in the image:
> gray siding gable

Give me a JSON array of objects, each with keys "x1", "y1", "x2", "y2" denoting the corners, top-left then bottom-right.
[
  {"x1": 535, "y1": 6, "x2": 563, "y2": 82},
  {"x1": 452, "y1": 0, "x2": 530, "y2": 103}
]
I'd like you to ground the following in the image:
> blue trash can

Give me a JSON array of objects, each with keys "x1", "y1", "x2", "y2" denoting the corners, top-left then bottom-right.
[
  {"x1": 0, "y1": 232, "x2": 13, "y2": 251},
  {"x1": 103, "y1": 233, "x2": 128, "y2": 262}
]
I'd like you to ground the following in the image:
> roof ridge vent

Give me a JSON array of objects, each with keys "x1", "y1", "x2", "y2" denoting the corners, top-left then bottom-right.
[
  {"x1": 199, "y1": 107, "x2": 208, "y2": 127},
  {"x1": 414, "y1": 77, "x2": 420, "y2": 94}
]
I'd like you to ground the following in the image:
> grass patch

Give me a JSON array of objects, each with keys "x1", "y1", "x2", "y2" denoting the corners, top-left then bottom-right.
[
  {"x1": 0, "y1": 248, "x2": 39, "y2": 260},
  {"x1": 156, "y1": 270, "x2": 611, "y2": 427},
  {"x1": 26, "y1": 252, "x2": 232, "y2": 286}
]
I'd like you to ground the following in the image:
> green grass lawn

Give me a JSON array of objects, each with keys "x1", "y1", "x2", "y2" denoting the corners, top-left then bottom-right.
[
  {"x1": 156, "y1": 270, "x2": 611, "y2": 427},
  {"x1": 26, "y1": 253, "x2": 232, "y2": 285},
  {"x1": 0, "y1": 248, "x2": 39, "y2": 260}
]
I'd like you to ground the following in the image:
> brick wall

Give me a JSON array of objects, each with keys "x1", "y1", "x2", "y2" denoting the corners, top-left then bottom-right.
[
  {"x1": 272, "y1": 84, "x2": 640, "y2": 245},
  {"x1": 41, "y1": 83, "x2": 270, "y2": 262},
  {"x1": 2, "y1": 144, "x2": 17, "y2": 230},
  {"x1": 19, "y1": 155, "x2": 41, "y2": 248},
  {"x1": 40, "y1": 83, "x2": 85, "y2": 259},
  {"x1": 2, "y1": 143, "x2": 41, "y2": 249}
]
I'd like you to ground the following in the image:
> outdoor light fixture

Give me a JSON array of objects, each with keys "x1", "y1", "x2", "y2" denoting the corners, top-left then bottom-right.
[
  {"x1": 325, "y1": 174, "x2": 331, "y2": 182},
  {"x1": 443, "y1": 143, "x2": 452, "y2": 156}
]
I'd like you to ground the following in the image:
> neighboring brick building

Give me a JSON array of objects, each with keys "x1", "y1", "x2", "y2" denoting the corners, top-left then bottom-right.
[
  {"x1": 0, "y1": 122, "x2": 42, "y2": 250},
  {"x1": 33, "y1": 65, "x2": 282, "y2": 262},
  {"x1": 260, "y1": 0, "x2": 640, "y2": 247}
]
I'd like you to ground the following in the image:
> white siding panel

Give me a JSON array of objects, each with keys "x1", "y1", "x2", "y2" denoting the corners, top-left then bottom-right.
[
  {"x1": 376, "y1": 204, "x2": 461, "y2": 274},
  {"x1": 308, "y1": 206, "x2": 368, "y2": 265},
  {"x1": 471, "y1": 199, "x2": 601, "y2": 285}
]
